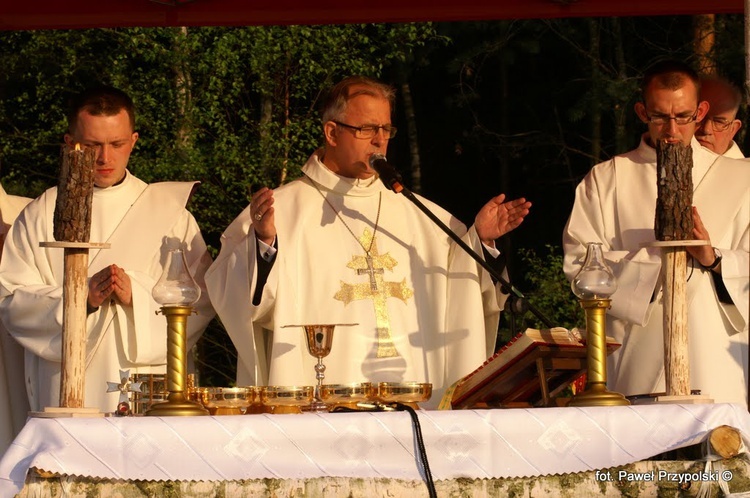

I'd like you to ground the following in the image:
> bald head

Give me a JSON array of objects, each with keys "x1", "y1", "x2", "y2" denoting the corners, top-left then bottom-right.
[{"x1": 701, "y1": 77, "x2": 741, "y2": 116}]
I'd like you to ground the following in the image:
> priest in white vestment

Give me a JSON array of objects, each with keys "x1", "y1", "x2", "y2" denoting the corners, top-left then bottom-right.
[
  {"x1": 563, "y1": 61, "x2": 750, "y2": 406},
  {"x1": 696, "y1": 75, "x2": 744, "y2": 158},
  {"x1": 0, "y1": 184, "x2": 31, "y2": 457},
  {"x1": 206, "y1": 76, "x2": 532, "y2": 408},
  {"x1": 0, "y1": 87, "x2": 215, "y2": 414}
]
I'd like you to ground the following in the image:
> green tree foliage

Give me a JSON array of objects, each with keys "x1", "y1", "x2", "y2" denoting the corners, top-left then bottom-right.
[{"x1": 519, "y1": 246, "x2": 583, "y2": 330}]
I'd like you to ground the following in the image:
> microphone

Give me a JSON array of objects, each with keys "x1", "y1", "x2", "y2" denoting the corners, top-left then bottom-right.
[{"x1": 369, "y1": 154, "x2": 404, "y2": 193}]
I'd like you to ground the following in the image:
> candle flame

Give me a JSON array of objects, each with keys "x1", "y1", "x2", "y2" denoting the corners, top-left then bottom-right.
[{"x1": 74, "y1": 143, "x2": 81, "y2": 151}]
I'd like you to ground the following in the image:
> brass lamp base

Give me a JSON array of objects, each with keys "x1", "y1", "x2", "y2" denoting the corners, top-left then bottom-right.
[
  {"x1": 145, "y1": 391, "x2": 209, "y2": 417},
  {"x1": 144, "y1": 305, "x2": 208, "y2": 417},
  {"x1": 568, "y1": 383, "x2": 630, "y2": 407}
]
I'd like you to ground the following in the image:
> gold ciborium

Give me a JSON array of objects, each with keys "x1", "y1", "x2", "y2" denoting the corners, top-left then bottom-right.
[
  {"x1": 146, "y1": 248, "x2": 208, "y2": 416},
  {"x1": 377, "y1": 382, "x2": 432, "y2": 410},
  {"x1": 568, "y1": 242, "x2": 629, "y2": 407},
  {"x1": 321, "y1": 382, "x2": 375, "y2": 410},
  {"x1": 204, "y1": 387, "x2": 252, "y2": 415},
  {"x1": 261, "y1": 386, "x2": 314, "y2": 414}
]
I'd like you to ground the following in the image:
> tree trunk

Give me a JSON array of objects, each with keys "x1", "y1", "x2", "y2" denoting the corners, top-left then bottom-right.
[
  {"x1": 259, "y1": 95, "x2": 273, "y2": 188},
  {"x1": 588, "y1": 18, "x2": 602, "y2": 164},
  {"x1": 399, "y1": 77, "x2": 421, "y2": 194},
  {"x1": 174, "y1": 26, "x2": 192, "y2": 149},
  {"x1": 611, "y1": 17, "x2": 629, "y2": 154},
  {"x1": 693, "y1": 14, "x2": 716, "y2": 75},
  {"x1": 280, "y1": 70, "x2": 290, "y2": 186}
]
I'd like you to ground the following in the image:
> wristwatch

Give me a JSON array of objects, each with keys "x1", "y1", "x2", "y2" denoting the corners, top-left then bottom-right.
[{"x1": 700, "y1": 247, "x2": 722, "y2": 271}]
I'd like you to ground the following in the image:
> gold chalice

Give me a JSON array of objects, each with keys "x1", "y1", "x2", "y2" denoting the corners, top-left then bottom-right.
[
  {"x1": 377, "y1": 382, "x2": 432, "y2": 410},
  {"x1": 283, "y1": 323, "x2": 357, "y2": 412}
]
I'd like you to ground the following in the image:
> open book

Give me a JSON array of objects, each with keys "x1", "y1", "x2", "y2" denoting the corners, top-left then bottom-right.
[{"x1": 444, "y1": 327, "x2": 620, "y2": 409}]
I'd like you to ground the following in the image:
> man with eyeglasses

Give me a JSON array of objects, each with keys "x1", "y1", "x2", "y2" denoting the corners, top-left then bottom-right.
[
  {"x1": 695, "y1": 76, "x2": 744, "y2": 157},
  {"x1": 207, "y1": 75, "x2": 531, "y2": 407},
  {"x1": 563, "y1": 60, "x2": 749, "y2": 406}
]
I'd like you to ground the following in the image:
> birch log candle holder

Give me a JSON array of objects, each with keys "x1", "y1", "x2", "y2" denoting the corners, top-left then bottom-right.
[
  {"x1": 36, "y1": 144, "x2": 110, "y2": 418},
  {"x1": 644, "y1": 140, "x2": 711, "y2": 404}
]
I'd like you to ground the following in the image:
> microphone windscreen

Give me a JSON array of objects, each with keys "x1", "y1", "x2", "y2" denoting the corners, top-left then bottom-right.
[{"x1": 369, "y1": 154, "x2": 403, "y2": 192}]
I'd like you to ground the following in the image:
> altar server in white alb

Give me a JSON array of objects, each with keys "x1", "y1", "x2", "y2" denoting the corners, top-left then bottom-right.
[
  {"x1": 0, "y1": 86, "x2": 215, "y2": 413},
  {"x1": 563, "y1": 60, "x2": 750, "y2": 406},
  {"x1": 695, "y1": 75, "x2": 744, "y2": 158},
  {"x1": 206, "y1": 76, "x2": 531, "y2": 407},
  {"x1": 0, "y1": 184, "x2": 31, "y2": 455}
]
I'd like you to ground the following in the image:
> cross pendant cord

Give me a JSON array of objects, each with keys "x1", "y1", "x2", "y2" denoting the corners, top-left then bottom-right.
[{"x1": 308, "y1": 175, "x2": 382, "y2": 268}]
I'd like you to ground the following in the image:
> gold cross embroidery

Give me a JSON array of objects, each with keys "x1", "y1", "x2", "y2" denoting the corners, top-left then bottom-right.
[{"x1": 334, "y1": 228, "x2": 413, "y2": 358}]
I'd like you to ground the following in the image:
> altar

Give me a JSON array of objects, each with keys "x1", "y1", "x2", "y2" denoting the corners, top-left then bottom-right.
[{"x1": 2, "y1": 403, "x2": 750, "y2": 497}]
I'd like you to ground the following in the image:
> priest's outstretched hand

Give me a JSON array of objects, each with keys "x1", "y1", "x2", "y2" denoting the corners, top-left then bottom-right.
[
  {"x1": 88, "y1": 264, "x2": 133, "y2": 309},
  {"x1": 474, "y1": 194, "x2": 532, "y2": 248}
]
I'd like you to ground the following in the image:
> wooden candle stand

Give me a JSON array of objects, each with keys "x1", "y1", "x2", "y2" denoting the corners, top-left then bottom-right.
[
  {"x1": 31, "y1": 144, "x2": 107, "y2": 418},
  {"x1": 643, "y1": 239, "x2": 713, "y2": 405},
  {"x1": 33, "y1": 241, "x2": 110, "y2": 418}
]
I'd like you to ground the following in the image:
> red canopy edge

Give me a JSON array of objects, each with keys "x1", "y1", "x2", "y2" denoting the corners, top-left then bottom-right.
[{"x1": 0, "y1": 0, "x2": 744, "y2": 31}]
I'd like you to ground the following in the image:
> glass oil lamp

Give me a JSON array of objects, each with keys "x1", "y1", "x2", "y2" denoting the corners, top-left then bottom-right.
[
  {"x1": 146, "y1": 248, "x2": 208, "y2": 416},
  {"x1": 568, "y1": 242, "x2": 630, "y2": 407}
]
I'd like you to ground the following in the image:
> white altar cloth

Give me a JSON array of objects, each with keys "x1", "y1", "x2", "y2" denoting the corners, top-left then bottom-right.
[{"x1": 1, "y1": 404, "x2": 748, "y2": 495}]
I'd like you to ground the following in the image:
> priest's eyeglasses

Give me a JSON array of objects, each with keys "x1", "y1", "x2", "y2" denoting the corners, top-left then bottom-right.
[
  {"x1": 333, "y1": 121, "x2": 398, "y2": 139},
  {"x1": 644, "y1": 109, "x2": 699, "y2": 125},
  {"x1": 703, "y1": 116, "x2": 736, "y2": 131}
]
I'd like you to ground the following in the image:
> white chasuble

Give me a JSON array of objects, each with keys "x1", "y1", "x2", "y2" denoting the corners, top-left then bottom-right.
[
  {"x1": 0, "y1": 172, "x2": 215, "y2": 413},
  {"x1": 563, "y1": 136, "x2": 750, "y2": 406},
  {"x1": 0, "y1": 184, "x2": 31, "y2": 457},
  {"x1": 206, "y1": 151, "x2": 504, "y2": 408}
]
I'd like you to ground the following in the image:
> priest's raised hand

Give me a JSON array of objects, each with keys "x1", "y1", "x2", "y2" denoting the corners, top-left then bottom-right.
[
  {"x1": 474, "y1": 194, "x2": 532, "y2": 247},
  {"x1": 250, "y1": 186, "x2": 276, "y2": 246}
]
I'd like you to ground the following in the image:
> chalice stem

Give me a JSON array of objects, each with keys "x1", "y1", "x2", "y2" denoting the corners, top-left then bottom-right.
[{"x1": 315, "y1": 357, "x2": 326, "y2": 402}]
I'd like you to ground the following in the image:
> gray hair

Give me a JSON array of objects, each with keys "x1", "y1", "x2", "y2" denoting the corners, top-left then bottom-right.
[{"x1": 321, "y1": 76, "x2": 395, "y2": 123}]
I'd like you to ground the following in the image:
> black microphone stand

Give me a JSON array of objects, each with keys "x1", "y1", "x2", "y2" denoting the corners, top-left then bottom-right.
[{"x1": 394, "y1": 183, "x2": 554, "y2": 330}]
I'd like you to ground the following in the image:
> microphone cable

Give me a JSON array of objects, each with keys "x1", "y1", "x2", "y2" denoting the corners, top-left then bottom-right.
[{"x1": 331, "y1": 401, "x2": 437, "y2": 497}]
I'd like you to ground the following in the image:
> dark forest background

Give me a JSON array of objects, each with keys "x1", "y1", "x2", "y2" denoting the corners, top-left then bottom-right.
[{"x1": 0, "y1": 15, "x2": 745, "y2": 385}]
